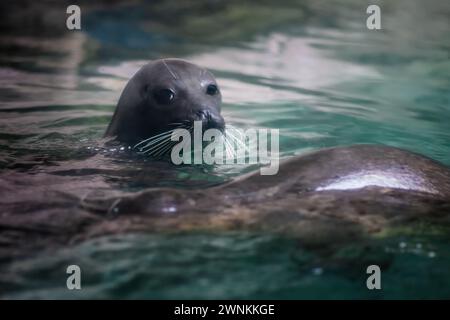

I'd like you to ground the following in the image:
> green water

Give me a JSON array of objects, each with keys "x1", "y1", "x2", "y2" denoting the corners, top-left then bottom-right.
[
  {"x1": 3, "y1": 232, "x2": 450, "y2": 299},
  {"x1": 0, "y1": 0, "x2": 449, "y2": 299}
]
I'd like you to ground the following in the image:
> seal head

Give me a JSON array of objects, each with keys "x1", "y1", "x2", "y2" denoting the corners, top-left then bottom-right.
[{"x1": 105, "y1": 59, "x2": 225, "y2": 145}]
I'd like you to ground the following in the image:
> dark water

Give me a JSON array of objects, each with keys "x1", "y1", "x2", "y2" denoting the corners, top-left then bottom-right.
[{"x1": 0, "y1": 0, "x2": 449, "y2": 298}]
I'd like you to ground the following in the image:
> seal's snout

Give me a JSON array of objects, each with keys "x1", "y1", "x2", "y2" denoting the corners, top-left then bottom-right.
[{"x1": 195, "y1": 110, "x2": 225, "y2": 132}]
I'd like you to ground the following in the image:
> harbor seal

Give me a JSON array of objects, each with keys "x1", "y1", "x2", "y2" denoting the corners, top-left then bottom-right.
[{"x1": 105, "y1": 58, "x2": 225, "y2": 145}]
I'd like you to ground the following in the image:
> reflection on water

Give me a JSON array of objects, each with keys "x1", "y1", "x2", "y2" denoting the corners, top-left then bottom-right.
[{"x1": 0, "y1": 0, "x2": 449, "y2": 298}]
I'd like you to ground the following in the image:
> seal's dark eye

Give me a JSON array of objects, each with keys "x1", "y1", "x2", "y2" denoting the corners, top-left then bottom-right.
[
  {"x1": 206, "y1": 84, "x2": 218, "y2": 96},
  {"x1": 154, "y1": 88, "x2": 175, "y2": 105}
]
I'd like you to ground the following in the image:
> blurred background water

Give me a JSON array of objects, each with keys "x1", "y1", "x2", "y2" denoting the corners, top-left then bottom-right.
[{"x1": 0, "y1": 0, "x2": 449, "y2": 299}]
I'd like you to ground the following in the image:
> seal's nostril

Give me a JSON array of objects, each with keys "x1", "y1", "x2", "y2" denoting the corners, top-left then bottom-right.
[
  {"x1": 196, "y1": 110, "x2": 204, "y2": 119},
  {"x1": 195, "y1": 110, "x2": 224, "y2": 132},
  {"x1": 196, "y1": 110, "x2": 211, "y2": 121}
]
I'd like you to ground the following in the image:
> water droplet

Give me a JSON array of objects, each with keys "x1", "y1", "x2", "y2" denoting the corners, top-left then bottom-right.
[
  {"x1": 399, "y1": 242, "x2": 407, "y2": 249},
  {"x1": 428, "y1": 251, "x2": 436, "y2": 258}
]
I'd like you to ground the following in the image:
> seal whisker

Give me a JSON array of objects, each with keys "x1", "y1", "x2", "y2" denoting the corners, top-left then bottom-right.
[
  {"x1": 228, "y1": 125, "x2": 247, "y2": 142},
  {"x1": 225, "y1": 129, "x2": 245, "y2": 151},
  {"x1": 154, "y1": 141, "x2": 177, "y2": 158},
  {"x1": 226, "y1": 125, "x2": 245, "y2": 141},
  {"x1": 145, "y1": 139, "x2": 171, "y2": 156},
  {"x1": 225, "y1": 129, "x2": 246, "y2": 150},
  {"x1": 227, "y1": 126, "x2": 257, "y2": 155},
  {"x1": 136, "y1": 130, "x2": 177, "y2": 150},
  {"x1": 134, "y1": 130, "x2": 175, "y2": 149},
  {"x1": 140, "y1": 137, "x2": 172, "y2": 154},
  {"x1": 224, "y1": 136, "x2": 236, "y2": 159},
  {"x1": 138, "y1": 137, "x2": 172, "y2": 153},
  {"x1": 225, "y1": 137, "x2": 238, "y2": 159},
  {"x1": 141, "y1": 128, "x2": 187, "y2": 155},
  {"x1": 162, "y1": 59, "x2": 178, "y2": 80},
  {"x1": 138, "y1": 130, "x2": 173, "y2": 143}
]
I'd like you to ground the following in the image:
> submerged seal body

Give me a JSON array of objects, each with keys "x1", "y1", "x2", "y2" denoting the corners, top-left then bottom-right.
[
  {"x1": 2, "y1": 144, "x2": 450, "y2": 260},
  {"x1": 219, "y1": 144, "x2": 450, "y2": 199},
  {"x1": 106, "y1": 59, "x2": 225, "y2": 145}
]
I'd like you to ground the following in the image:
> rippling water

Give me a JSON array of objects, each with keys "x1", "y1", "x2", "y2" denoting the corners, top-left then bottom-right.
[{"x1": 0, "y1": 0, "x2": 449, "y2": 298}]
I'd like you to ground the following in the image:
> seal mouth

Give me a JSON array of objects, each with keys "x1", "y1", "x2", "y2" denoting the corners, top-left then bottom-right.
[
  {"x1": 133, "y1": 121, "x2": 250, "y2": 163},
  {"x1": 132, "y1": 124, "x2": 186, "y2": 157},
  {"x1": 132, "y1": 110, "x2": 225, "y2": 158}
]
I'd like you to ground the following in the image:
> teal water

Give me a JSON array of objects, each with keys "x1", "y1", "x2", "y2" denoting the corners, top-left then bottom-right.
[
  {"x1": 0, "y1": 0, "x2": 449, "y2": 299},
  {"x1": 3, "y1": 232, "x2": 450, "y2": 299}
]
